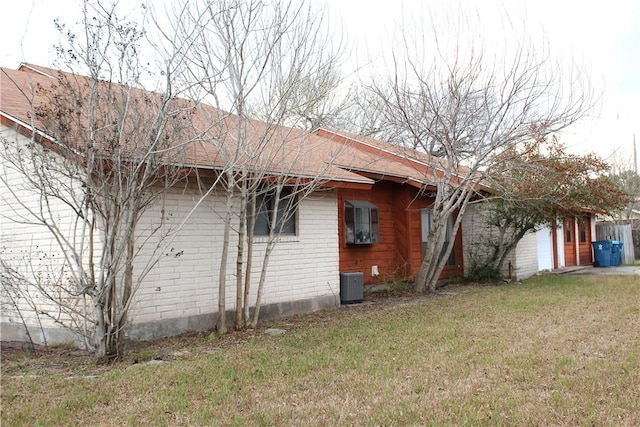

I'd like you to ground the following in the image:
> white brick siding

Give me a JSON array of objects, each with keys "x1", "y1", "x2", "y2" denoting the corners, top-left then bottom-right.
[
  {"x1": 2, "y1": 124, "x2": 340, "y2": 344},
  {"x1": 461, "y1": 203, "x2": 496, "y2": 277},
  {"x1": 1, "y1": 126, "x2": 91, "y2": 343},
  {"x1": 130, "y1": 184, "x2": 339, "y2": 326},
  {"x1": 512, "y1": 230, "x2": 539, "y2": 280}
]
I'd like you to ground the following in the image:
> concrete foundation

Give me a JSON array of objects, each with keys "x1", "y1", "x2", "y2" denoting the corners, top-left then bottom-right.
[{"x1": 1, "y1": 294, "x2": 339, "y2": 347}]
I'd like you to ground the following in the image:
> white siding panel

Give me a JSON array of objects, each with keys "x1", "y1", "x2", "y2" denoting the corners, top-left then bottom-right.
[{"x1": 555, "y1": 225, "x2": 566, "y2": 268}]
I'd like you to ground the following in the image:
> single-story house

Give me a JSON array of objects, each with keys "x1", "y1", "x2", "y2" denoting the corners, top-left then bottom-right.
[{"x1": 0, "y1": 63, "x2": 469, "y2": 345}]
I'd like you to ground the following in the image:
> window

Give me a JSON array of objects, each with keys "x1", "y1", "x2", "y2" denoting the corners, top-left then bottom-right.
[
  {"x1": 564, "y1": 220, "x2": 572, "y2": 243},
  {"x1": 250, "y1": 188, "x2": 296, "y2": 237},
  {"x1": 345, "y1": 200, "x2": 379, "y2": 244},
  {"x1": 579, "y1": 221, "x2": 587, "y2": 243},
  {"x1": 421, "y1": 209, "x2": 455, "y2": 266}
]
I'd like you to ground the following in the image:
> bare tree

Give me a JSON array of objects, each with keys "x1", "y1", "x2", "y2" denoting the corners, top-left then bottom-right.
[
  {"x1": 0, "y1": 256, "x2": 50, "y2": 353},
  {"x1": 360, "y1": 5, "x2": 593, "y2": 292},
  {"x1": 0, "y1": 1, "x2": 204, "y2": 360},
  {"x1": 161, "y1": 0, "x2": 345, "y2": 332}
]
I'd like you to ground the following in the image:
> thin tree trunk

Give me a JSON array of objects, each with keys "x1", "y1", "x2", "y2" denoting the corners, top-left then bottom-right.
[
  {"x1": 243, "y1": 190, "x2": 257, "y2": 325},
  {"x1": 493, "y1": 228, "x2": 532, "y2": 277},
  {"x1": 94, "y1": 301, "x2": 107, "y2": 360},
  {"x1": 216, "y1": 178, "x2": 234, "y2": 334},
  {"x1": 251, "y1": 186, "x2": 282, "y2": 327},
  {"x1": 416, "y1": 223, "x2": 447, "y2": 293},
  {"x1": 235, "y1": 178, "x2": 247, "y2": 329},
  {"x1": 116, "y1": 225, "x2": 136, "y2": 358}
]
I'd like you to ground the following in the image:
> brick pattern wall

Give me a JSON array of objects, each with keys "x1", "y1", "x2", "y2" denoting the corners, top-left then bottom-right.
[
  {"x1": 1, "y1": 126, "x2": 93, "y2": 342},
  {"x1": 130, "y1": 183, "x2": 340, "y2": 326},
  {"x1": 462, "y1": 203, "x2": 540, "y2": 281},
  {"x1": 513, "y1": 231, "x2": 539, "y2": 280},
  {"x1": 2, "y1": 124, "x2": 340, "y2": 342}
]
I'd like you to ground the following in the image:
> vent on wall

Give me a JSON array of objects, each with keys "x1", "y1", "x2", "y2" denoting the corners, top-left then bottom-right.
[{"x1": 339, "y1": 272, "x2": 363, "y2": 304}]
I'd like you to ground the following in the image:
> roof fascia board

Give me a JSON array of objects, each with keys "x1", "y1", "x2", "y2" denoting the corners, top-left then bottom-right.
[
  {"x1": 18, "y1": 63, "x2": 57, "y2": 79},
  {"x1": 334, "y1": 164, "x2": 431, "y2": 189},
  {"x1": 0, "y1": 112, "x2": 57, "y2": 143}
]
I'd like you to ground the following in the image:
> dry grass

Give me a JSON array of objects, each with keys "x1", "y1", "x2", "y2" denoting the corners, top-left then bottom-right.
[{"x1": 2, "y1": 274, "x2": 639, "y2": 426}]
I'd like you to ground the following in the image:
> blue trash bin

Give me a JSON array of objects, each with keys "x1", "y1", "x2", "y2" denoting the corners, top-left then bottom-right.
[
  {"x1": 610, "y1": 241, "x2": 622, "y2": 266},
  {"x1": 592, "y1": 241, "x2": 612, "y2": 267}
]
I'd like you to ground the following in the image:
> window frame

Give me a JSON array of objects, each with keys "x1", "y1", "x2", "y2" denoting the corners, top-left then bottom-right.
[
  {"x1": 250, "y1": 187, "x2": 297, "y2": 237},
  {"x1": 421, "y1": 209, "x2": 456, "y2": 266},
  {"x1": 579, "y1": 221, "x2": 587, "y2": 243},
  {"x1": 345, "y1": 200, "x2": 379, "y2": 245},
  {"x1": 564, "y1": 220, "x2": 572, "y2": 243}
]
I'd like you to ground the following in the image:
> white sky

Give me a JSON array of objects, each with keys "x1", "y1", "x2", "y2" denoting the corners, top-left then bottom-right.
[{"x1": 2, "y1": 0, "x2": 638, "y2": 170}]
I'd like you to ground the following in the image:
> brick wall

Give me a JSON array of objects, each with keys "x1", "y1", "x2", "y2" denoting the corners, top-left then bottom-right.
[
  {"x1": 1, "y1": 124, "x2": 340, "y2": 344},
  {"x1": 512, "y1": 231, "x2": 539, "y2": 280},
  {"x1": 130, "y1": 184, "x2": 340, "y2": 326},
  {"x1": 1, "y1": 126, "x2": 89, "y2": 343},
  {"x1": 462, "y1": 202, "x2": 541, "y2": 281}
]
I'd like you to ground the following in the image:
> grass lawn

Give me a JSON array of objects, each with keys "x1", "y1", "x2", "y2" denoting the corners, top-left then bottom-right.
[{"x1": 2, "y1": 274, "x2": 639, "y2": 426}]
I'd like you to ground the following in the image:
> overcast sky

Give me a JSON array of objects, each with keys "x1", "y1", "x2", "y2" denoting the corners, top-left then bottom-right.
[{"x1": 2, "y1": 0, "x2": 638, "y2": 169}]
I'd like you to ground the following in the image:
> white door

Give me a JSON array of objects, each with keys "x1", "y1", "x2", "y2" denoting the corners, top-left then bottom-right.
[{"x1": 536, "y1": 226, "x2": 553, "y2": 271}]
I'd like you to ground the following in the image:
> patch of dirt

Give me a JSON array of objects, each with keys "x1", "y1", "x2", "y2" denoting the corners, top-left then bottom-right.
[{"x1": 1, "y1": 283, "x2": 482, "y2": 377}]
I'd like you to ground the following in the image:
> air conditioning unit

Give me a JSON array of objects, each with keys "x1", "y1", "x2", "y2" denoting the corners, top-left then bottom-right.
[{"x1": 340, "y1": 272, "x2": 363, "y2": 304}]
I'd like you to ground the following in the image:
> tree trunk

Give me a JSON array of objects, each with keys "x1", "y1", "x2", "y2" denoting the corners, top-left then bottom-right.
[
  {"x1": 416, "y1": 189, "x2": 471, "y2": 293},
  {"x1": 250, "y1": 240, "x2": 275, "y2": 328},
  {"x1": 216, "y1": 178, "x2": 234, "y2": 334},
  {"x1": 250, "y1": 186, "x2": 282, "y2": 328},
  {"x1": 415, "y1": 209, "x2": 449, "y2": 293},
  {"x1": 235, "y1": 179, "x2": 247, "y2": 329},
  {"x1": 94, "y1": 301, "x2": 108, "y2": 360},
  {"x1": 492, "y1": 228, "x2": 532, "y2": 277},
  {"x1": 243, "y1": 191, "x2": 257, "y2": 325},
  {"x1": 114, "y1": 226, "x2": 136, "y2": 358}
]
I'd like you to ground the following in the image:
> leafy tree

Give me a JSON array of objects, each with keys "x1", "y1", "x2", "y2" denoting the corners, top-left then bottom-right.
[{"x1": 469, "y1": 131, "x2": 630, "y2": 280}]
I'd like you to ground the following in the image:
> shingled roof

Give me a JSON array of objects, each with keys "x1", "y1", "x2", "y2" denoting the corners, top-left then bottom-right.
[
  {"x1": 1, "y1": 63, "x2": 378, "y2": 188},
  {"x1": 315, "y1": 128, "x2": 474, "y2": 189},
  {"x1": 1, "y1": 63, "x2": 466, "y2": 191}
]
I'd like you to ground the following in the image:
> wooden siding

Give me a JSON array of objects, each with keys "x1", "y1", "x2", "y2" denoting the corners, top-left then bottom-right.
[{"x1": 337, "y1": 182, "x2": 464, "y2": 284}]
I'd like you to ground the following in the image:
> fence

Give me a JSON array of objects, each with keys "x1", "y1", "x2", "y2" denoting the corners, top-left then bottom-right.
[
  {"x1": 632, "y1": 229, "x2": 640, "y2": 260},
  {"x1": 595, "y1": 223, "x2": 636, "y2": 264}
]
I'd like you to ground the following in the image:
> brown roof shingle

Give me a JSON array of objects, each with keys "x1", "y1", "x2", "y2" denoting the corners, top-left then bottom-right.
[
  {"x1": 2, "y1": 63, "x2": 474, "y2": 190},
  {"x1": 1, "y1": 64, "x2": 373, "y2": 187}
]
